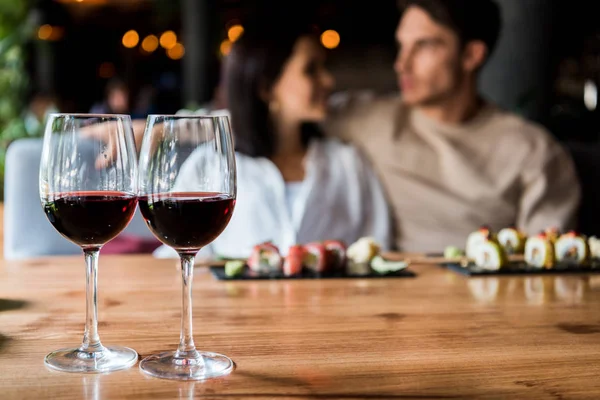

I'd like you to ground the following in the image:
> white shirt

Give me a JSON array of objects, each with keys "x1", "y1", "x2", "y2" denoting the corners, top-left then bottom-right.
[
  {"x1": 284, "y1": 181, "x2": 304, "y2": 222},
  {"x1": 154, "y1": 138, "x2": 392, "y2": 259}
]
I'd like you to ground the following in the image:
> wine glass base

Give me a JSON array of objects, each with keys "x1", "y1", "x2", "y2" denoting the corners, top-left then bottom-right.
[
  {"x1": 44, "y1": 346, "x2": 138, "y2": 373},
  {"x1": 139, "y1": 351, "x2": 234, "y2": 380}
]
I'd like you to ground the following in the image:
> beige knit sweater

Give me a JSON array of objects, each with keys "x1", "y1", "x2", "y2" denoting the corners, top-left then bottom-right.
[{"x1": 326, "y1": 96, "x2": 581, "y2": 252}]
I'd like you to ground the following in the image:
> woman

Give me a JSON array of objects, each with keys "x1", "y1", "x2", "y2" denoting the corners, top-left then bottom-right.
[{"x1": 155, "y1": 23, "x2": 392, "y2": 259}]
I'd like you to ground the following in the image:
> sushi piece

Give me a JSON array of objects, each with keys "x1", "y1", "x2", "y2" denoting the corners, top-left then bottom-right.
[
  {"x1": 346, "y1": 237, "x2": 380, "y2": 275},
  {"x1": 370, "y1": 256, "x2": 409, "y2": 274},
  {"x1": 466, "y1": 226, "x2": 493, "y2": 259},
  {"x1": 588, "y1": 236, "x2": 600, "y2": 259},
  {"x1": 303, "y1": 242, "x2": 328, "y2": 273},
  {"x1": 324, "y1": 240, "x2": 347, "y2": 271},
  {"x1": 524, "y1": 233, "x2": 555, "y2": 269},
  {"x1": 473, "y1": 236, "x2": 507, "y2": 271},
  {"x1": 247, "y1": 242, "x2": 283, "y2": 273},
  {"x1": 444, "y1": 246, "x2": 464, "y2": 259},
  {"x1": 284, "y1": 245, "x2": 305, "y2": 276},
  {"x1": 225, "y1": 260, "x2": 245, "y2": 277},
  {"x1": 497, "y1": 227, "x2": 526, "y2": 254},
  {"x1": 347, "y1": 237, "x2": 380, "y2": 264},
  {"x1": 347, "y1": 261, "x2": 371, "y2": 276},
  {"x1": 555, "y1": 231, "x2": 589, "y2": 265},
  {"x1": 545, "y1": 227, "x2": 560, "y2": 243}
]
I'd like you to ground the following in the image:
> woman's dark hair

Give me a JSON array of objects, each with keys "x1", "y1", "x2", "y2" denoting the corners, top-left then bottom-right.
[{"x1": 224, "y1": 20, "x2": 322, "y2": 158}]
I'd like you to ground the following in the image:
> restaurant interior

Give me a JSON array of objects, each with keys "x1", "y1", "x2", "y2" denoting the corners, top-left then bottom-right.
[{"x1": 1, "y1": 0, "x2": 600, "y2": 398}]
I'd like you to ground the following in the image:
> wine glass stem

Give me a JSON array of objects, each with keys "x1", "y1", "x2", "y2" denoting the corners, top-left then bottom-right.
[
  {"x1": 176, "y1": 253, "x2": 199, "y2": 359},
  {"x1": 82, "y1": 248, "x2": 103, "y2": 352}
]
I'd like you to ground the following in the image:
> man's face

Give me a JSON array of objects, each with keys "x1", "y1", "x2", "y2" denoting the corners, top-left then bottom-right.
[
  {"x1": 108, "y1": 88, "x2": 129, "y2": 114},
  {"x1": 395, "y1": 6, "x2": 464, "y2": 106}
]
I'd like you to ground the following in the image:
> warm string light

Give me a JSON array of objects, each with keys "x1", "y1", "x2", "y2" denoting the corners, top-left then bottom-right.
[
  {"x1": 122, "y1": 30, "x2": 139, "y2": 48},
  {"x1": 227, "y1": 25, "x2": 244, "y2": 42},
  {"x1": 160, "y1": 31, "x2": 177, "y2": 50},
  {"x1": 220, "y1": 39, "x2": 232, "y2": 56},
  {"x1": 219, "y1": 22, "x2": 243, "y2": 57},
  {"x1": 37, "y1": 25, "x2": 64, "y2": 41},
  {"x1": 320, "y1": 29, "x2": 340, "y2": 49},
  {"x1": 121, "y1": 29, "x2": 183, "y2": 59},
  {"x1": 167, "y1": 43, "x2": 185, "y2": 60},
  {"x1": 38, "y1": 24, "x2": 53, "y2": 40},
  {"x1": 141, "y1": 35, "x2": 159, "y2": 53}
]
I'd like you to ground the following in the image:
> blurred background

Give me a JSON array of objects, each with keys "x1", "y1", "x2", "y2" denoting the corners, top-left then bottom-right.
[{"x1": 2, "y1": 0, "x2": 600, "y2": 183}]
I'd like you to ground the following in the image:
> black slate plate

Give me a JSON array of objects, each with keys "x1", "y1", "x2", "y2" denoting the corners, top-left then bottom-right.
[
  {"x1": 209, "y1": 266, "x2": 416, "y2": 280},
  {"x1": 445, "y1": 260, "x2": 600, "y2": 276}
]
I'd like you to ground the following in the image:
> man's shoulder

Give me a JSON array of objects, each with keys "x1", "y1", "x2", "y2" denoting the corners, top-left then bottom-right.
[
  {"x1": 324, "y1": 92, "x2": 403, "y2": 142},
  {"x1": 328, "y1": 91, "x2": 402, "y2": 120},
  {"x1": 487, "y1": 106, "x2": 559, "y2": 153}
]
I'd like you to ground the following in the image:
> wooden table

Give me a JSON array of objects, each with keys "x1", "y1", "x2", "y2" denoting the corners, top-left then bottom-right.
[{"x1": 1, "y1": 255, "x2": 600, "y2": 399}]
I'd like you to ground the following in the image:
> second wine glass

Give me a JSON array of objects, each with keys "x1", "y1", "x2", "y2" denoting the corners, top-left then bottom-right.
[{"x1": 137, "y1": 115, "x2": 237, "y2": 380}]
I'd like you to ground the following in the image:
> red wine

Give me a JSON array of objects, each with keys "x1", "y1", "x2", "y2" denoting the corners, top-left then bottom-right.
[
  {"x1": 138, "y1": 192, "x2": 235, "y2": 251},
  {"x1": 43, "y1": 191, "x2": 137, "y2": 247}
]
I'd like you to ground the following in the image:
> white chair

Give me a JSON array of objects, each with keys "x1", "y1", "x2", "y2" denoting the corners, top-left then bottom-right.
[{"x1": 3, "y1": 138, "x2": 154, "y2": 259}]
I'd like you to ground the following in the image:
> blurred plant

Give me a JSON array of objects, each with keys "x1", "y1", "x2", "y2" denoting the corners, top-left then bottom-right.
[{"x1": 0, "y1": 0, "x2": 37, "y2": 198}]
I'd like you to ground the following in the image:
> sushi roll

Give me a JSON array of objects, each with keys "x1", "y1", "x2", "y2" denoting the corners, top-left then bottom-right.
[
  {"x1": 588, "y1": 236, "x2": 600, "y2": 259},
  {"x1": 303, "y1": 242, "x2": 328, "y2": 273},
  {"x1": 555, "y1": 231, "x2": 589, "y2": 265},
  {"x1": 466, "y1": 226, "x2": 493, "y2": 259},
  {"x1": 524, "y1": 233, "x2": 555, "y2": 269},
  {"x1": 545, "y1": 227, "x2": 560, "y2": 244},
  {"x1": 347, "y1": 237, "x2": 380, "y2": 263},
  {"x1": 284, "y1": 245, "x2": 305, "y2": 276},
  {"x1": 247, "y1": 242, "x2": 283, "y2": 273},
  {"x1": 346, "y1": 237, "x2": 380, "y2": 275},
  {"x1": 473, "y1": 236, "x2": 507, "y2": 271},
  {"x1": 497, "y1": 227, "x2": 526, "y2": 255},
  {"x1": 323, "y1": 240, "x2": 347, "y2": 271}
]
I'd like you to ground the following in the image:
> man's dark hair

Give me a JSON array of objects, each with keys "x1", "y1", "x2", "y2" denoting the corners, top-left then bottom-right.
[
  {"x1": 224, "y1": 15, "x2": 322, "y2": 158},
  {"x1": 400, "y1": 0, "x2": 502, "y2": 57}
]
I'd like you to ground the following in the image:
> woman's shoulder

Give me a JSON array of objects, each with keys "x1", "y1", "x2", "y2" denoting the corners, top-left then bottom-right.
[
  {"x1": 315, "y1": 137, "x2": 367, "y2": 162},
  {"x1": 316, "y1": 136, "x2": 358, "y2": 153}
]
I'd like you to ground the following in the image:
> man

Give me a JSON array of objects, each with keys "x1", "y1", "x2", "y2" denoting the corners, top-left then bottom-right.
[
  {"x1": 327, "y1": 0, "x2": 580, "y2": 252},
  {"x1": 90, "y1": 78, "x2": 130, "y2": 115}
]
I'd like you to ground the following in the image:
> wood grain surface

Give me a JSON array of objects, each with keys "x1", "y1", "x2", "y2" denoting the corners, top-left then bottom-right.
[{"x1": 1, "y1": 254, "x2": 599, "y2": 399}]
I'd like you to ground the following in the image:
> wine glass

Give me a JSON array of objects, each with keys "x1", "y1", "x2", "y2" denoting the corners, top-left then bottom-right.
[
  {"x1": 137, "y1": 115, "x2": 236, "y2": 380},
  {"x1": 39, "y1": 114, "x2": 139, "y2": 373}
]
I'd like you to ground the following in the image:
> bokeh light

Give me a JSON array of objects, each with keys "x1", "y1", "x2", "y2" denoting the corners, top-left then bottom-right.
[
  {"x1": 220, "y1": 39, "x2": 232, "y2": 56},
  {"x1": 320, "y1": 29, "x2": 340, "y2": 49},
  {"x1": 141, "y1": 35, "x2": 159, "y2": 53},
  {"x1": 167, "y1": 43, "x2": 185, "y2": 60},
  {"x1": 38, "y1": 25, "x2": 64, "y2": 41},
  {"x1": 227, "y1": 25, "x2": 244, "y2": 42},
  {"x1": 122, "y1": 30, "x2": 139, "y2": 48},
  {"x1": 38, "y1": 25, "x2": 53, "y2": 40},
  {"x1": 160, "y1": 31, "x2": 177, "y2": 50}
]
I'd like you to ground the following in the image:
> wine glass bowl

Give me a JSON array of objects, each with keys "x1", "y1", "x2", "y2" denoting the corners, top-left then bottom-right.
[
  {"x1": 137, "y1": 115, "x2": 236, "y2": 380},
  {"x1": 39, "y1": 114, "x2": 139, "y2": 373},
  {"x1": 138, "y1": 192, "x2": 235, "y2": 253}
]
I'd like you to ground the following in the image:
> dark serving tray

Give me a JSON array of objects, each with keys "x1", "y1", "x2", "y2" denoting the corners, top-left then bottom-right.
[
  {"x1": 209, "y1": 266, "x2": 416, "y2": 281},
  {"x1": 444, "y1": 260, "x2": 600, "y2": 276}
]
